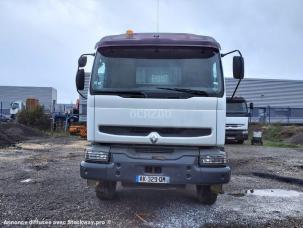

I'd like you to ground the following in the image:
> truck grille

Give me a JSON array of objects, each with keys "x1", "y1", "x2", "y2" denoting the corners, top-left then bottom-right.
[
  {"x1": 99, "y1": 126, "x2": 211, "y2": 137},
  {"x1": 226, "y1": 124, "x2": 245, "y2": 128},
  {"x1": 134, "y1": 147, "x2": 174, "y2": 153}
]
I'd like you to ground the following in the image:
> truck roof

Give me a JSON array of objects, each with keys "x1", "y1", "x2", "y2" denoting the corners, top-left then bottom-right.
[{"x1": 95, "y1": 33, "x2": 221, "y2": 50}]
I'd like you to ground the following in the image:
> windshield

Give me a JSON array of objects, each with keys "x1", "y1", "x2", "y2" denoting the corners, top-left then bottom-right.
[
  {"x1": 227, "y1": 101, "x2": 248, "y2": 114},
  {"x1": 90, "y1": 47, "x2": 223, "y2": 97},
  {"x1": 11, "y1": 103, "x2": 19, "y2": 109}
]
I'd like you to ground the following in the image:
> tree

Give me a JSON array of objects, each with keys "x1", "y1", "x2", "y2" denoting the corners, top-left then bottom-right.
[{"x1": 17, "y1": 105, "x2": 50, "y2": 130}]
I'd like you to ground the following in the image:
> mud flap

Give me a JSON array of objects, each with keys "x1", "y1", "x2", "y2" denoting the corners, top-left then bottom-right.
[{"x1": 211, "y1": 184, "x2": 223, "y2": 194}]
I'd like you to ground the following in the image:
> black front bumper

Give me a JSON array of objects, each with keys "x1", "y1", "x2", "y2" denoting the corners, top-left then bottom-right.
[
  {"x1": 226, "y1": 130, "x2": 248, "y2": 141},
  {"x1": 80, "y1": 153, "x2": 230, "y2": 185}
]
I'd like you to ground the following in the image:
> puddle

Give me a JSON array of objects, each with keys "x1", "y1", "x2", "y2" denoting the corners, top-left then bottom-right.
[
  {"x1": 294, "y1": 165, "x2": 303, "y2": 170},
  {"x1": 230, "y1": 189, "x2": 303, "y2": 198},
  {"x1": 229, "y1": 192, "x2": 246, "y2": 197},
  {"x1": 20, "y1": 178, "x2": 32, "y2": 183},
  {"x1": 252, "y1": 172, "x2": 303, "y2": 186},
  {"x1": 247, "y1": 189, "x2": 303, "y2": 197},
  {"x1": 0, "y1": 153, "x2": 13, "y2": 157},
  {"x1": 32, "y1": 164, "x2": 48, "y2": 171}
]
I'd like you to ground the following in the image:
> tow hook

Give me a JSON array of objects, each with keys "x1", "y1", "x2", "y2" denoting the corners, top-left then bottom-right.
[
  {"x1": 211, "y1": 184, "x2": 224, "y2": 194},
  {"x1": 87, "y1": 179, "x2": 98, "y2": 187}
]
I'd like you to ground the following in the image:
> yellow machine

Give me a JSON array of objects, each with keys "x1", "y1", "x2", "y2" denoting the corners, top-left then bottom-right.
[
  {"x1": 68, "y1": 100, "x2": 87, "y2": 138},
  {"x1": 69, "y1": 124, "x2": 87, "y2": 138}
]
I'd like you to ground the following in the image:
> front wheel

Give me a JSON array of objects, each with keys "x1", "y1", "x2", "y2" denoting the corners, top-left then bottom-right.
[
  {"x1": 237, "y1": 139, "x2": 244, "y2": 144},
  {"x1": 95, "y1": 181, "x2": 116, "y2": 200},
  {"x1": 196, "y1": 185, "x2": 218, "y2": 205}
]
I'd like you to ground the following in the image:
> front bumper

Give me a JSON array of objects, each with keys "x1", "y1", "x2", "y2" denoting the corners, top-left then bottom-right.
[
  {"x1": 80, "y1": 152, "x2": 230, "y2": 185},
  {"x1": 226, "y1": 130, "x2": 248, "y2": 141}
]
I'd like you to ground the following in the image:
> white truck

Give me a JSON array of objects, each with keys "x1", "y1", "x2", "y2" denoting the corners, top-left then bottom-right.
[
  {"x1": 225, "y1": 97, "x2": 251, "y2": 144},
  {"x1": 76, "y1": 32, "x2": 244, "y2": 204},
  {"x1": 10, "y1": 100, "x2": 25, "y2": 119}
]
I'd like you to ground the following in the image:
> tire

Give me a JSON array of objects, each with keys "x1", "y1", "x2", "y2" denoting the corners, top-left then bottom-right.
[
  {"x1": 238, "y1": 139, "x2": 244, "y2": 144},
  {"x1": 196, "y1": 185, "x2": 218, "y2": 205},
  {"x1": 95, "y1": 181, "x2": 116, "y2": 200}
]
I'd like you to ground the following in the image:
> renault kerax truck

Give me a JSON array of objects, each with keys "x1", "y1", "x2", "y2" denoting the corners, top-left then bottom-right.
[{"x1": 76, "y1": 32, "x2": 244, "y2": 204}]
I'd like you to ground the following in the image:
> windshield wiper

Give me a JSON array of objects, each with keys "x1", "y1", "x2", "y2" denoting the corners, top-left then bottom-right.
[
  {"x1": 97, "y1": 90, "x2": 148, "y2": 98},
  {"x1": 157, "y1": 87, "x2": 209, "y2": 96}
]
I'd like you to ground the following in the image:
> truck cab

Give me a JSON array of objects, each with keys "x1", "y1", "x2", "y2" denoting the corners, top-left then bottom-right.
[
  {"x1": 76, "y1": 32, "x2": 244, "y2": 204},
  {"x1": 225, "y1": 97, "x2": 249, "y2": 144},
  {"x1": 10, "y1": 100, "x2": 25, "y2": 119}
]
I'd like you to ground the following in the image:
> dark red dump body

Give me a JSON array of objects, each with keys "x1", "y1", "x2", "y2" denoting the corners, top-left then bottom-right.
[{"x1": 95, "y1": 33, "x2": 221, "y2": 50}]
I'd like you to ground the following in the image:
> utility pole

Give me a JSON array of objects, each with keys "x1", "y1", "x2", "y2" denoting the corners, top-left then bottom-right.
[{"x1": 156, "y1": 0, "x2": 159, "y2": 32}]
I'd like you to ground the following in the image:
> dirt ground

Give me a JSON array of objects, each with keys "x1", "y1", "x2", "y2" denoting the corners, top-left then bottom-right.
[
  {"x1": 0, "y1": 123, "x2": 44, "y2": 147},
  {"x1": 0, "y1": 136, "x2": 303, "y2": 227}
]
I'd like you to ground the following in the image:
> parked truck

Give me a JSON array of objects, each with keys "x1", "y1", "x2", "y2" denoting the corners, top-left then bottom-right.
[
  {"x1": 10, "y1": 100, "x2": 25, "y2": 119},
  {"x1": 225, "y1": 97, "x2": 250, "y2": 144},
  {"x1": 76, "y1": 32, "x2": 244, "y2": 204}
]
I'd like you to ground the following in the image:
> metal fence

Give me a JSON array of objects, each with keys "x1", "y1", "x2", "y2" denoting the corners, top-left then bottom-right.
[
  {"x1": 0, "y1": 101, "x2": 11, "y2": 116},
  {"x1": 2, "y1": 100, "x2": 303, "y2": 125},
  {"x1": 250, "y1": 107, "x2": 303, "y2": 124}
]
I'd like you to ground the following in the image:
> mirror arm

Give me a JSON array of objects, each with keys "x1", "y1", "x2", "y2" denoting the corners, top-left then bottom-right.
[
  {"x1": 221, "y1": 50, "x2": 242, "y2": 58},
  {"x1": 77, "y1": 89, "x2": 87, "y2": 100},
  {"x1": 231, "y1": 78, "x2": 242, "y2": 99},
  {"x1": 80, "y1": 53, "x2": 95, "y2": 58}
]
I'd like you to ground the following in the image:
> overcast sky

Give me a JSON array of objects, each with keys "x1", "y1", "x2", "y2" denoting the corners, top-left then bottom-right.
[{"x1": 1, "y1": 0, "x2": 302, "y2": 103}]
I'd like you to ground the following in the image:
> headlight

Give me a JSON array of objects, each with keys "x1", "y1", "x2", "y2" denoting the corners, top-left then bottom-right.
[
  {"x1": 199, "y1": 154, "x2": 227, "y2": 166},
  {"x1": 85, "y1": 148, "x2": 109, "y2": 163}
]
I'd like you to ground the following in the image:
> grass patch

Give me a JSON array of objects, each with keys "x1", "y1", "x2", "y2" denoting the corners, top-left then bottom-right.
[
  {"x1": 249, "y1": 124, "x2": 303, "y2": 148},
  {"x1": 263, "y1": 140, "x2": 303, "y2": 149}
]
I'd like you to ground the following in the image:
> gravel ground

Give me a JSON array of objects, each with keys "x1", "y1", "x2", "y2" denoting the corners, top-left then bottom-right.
[{"x1": 0, "y1": 137, "x2": 303, "y2": 227}]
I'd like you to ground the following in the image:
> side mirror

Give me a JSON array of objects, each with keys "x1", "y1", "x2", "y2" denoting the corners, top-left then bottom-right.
[
  {"x1": 249, "y1": 102, "x2": 254, "y2": 110},
  {"x1": 76, "y1": 69, "x2": 85, "y2": 90},
  {"x1": 233, "y1": 56, "x2": 244, "y2": 79},
  {"x1": 78, "y1": 55, "x2": 87, "y2": 68}
]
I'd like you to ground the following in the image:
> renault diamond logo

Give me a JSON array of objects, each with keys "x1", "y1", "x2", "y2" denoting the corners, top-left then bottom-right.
[{"x1": 149, "y1": 132, "x2": 158, "y2": 144}]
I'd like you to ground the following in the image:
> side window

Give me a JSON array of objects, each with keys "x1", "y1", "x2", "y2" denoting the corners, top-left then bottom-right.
[
  {"x1": 212, "y1": 62, "x2": 218, "y2": 90},
  {"x1": 94, "y1": 61, "x2": 106, "y2": 89}
]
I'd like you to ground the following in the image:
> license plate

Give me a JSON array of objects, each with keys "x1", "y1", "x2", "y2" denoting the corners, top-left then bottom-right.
[
  {"x1": 227, "y1": 137, "x2": 235, "y2": 140},
  {"x1": 136, "y1": 175, "x2": 170, "y2": 184}
]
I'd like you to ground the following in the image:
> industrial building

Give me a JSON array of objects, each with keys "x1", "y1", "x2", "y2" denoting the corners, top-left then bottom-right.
[
  {"x1": 226, "y1": 78, "x2": 303, "y2": 107},
  {"x1": 0, "y1": 86, "x2": 57, "y2": 115},
  {"x1": 226, "y1": 78, "x2": 303, "y2": 123}
]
